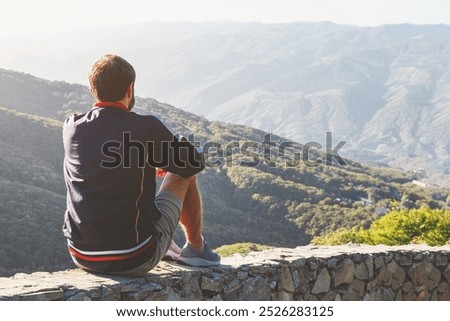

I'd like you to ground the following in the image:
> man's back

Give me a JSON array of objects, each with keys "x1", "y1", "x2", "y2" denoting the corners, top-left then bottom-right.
[{"x1": 63, "y1": 106, "x2": 201, "y2": 252}]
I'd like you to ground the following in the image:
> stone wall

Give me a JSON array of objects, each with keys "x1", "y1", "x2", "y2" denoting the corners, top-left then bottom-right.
[{"x1": 1, "y1": 245, "x2": 450, "y2": 301}]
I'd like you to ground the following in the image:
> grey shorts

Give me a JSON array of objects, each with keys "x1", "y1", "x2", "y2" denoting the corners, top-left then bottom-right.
[
  {"x1": 122, "y1": 190, "x2": 182, "y2": 276},
  {"x1": 70, "y1": 190, "x2": 182, "y2": 276}
]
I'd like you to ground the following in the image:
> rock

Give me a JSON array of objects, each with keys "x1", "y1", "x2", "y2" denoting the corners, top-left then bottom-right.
[
  {"x1": 351, "y1": 253, "x2": 362, "y2": 262},
  {"x1": 351, "y1": 279, "x2": 365, "y2": 294},
  {"x1": 364, "y1": 255, "x2": 374, "y2": 279},
  {"x1": 201, "y1": 276, "x2": 224, "y2": 293},
  {"x1": 404, "y1": 292, "x2": 416, "y2": 301},
  {"x1": 180, "y1": 276, "x2": 202, "y2": 300},
  {"x1": 67, "y1": 292, "x2": 91, "y2": 301},
  {"x1": 279, "y1": 265, "x2": 295, "y2": 292},
  {"x1": 335, "y1": 259, "x2": 355, "y2": 286},
  {"x1": 308, "y1": 261, "x2": 319, "y2": 271},
  {"x1": 123, "y1": 282, "x2": 164, "y2": 300},
  {"x1": 154, "y1": 287, "x2": 178, "y2": 300},
  {"x1": 238, "y1": 276, "x2": 271, "y2": 301},
  {"x1": 120, "y1": 282, "x2": 142, "y2": 293},
  {"x1": 237, "y1": 271, "x2": 248, "y2": 280},
  {"x1": 224, "y1": 278, "x2": 241, "y2": 294},
  {"x1": 355, "y1": 263, "x2": 369, "y2": 280},
  {"x1": 291, "y1": 257, "x2": 306, "y2": 267},
  {"x1": 363, "y1": 289, "x2": 381, "y2": 301},
  {"x1": 85, "y1": 287, "x2": 101, "y2": 300},
  {"x1": 277, "y1": 289, "x2": 293, "y2": 301},
  {"x1": 343, "y1": 289, "x2": 361, "y2": 301},
  {"x1": 303, "y1": 292, "x2": 317, "y2": 301},
  {"x1": 311, "y1": 268, "x2": 331, "y2": 295},
  {"x1": 292, "y1": 267, "x2": 315, "y2": 293},
  {"x1": 431, "y1": 290, "x2": 438, "y2": 301},
  {"x1": 396, "y1": 252, "x2": 412, "y2": 266},
  {"x1": 435, "y1": 254, "x2": 448, "y2": 267},
  {"x1": 416, "y1": 289, "x2": 429, "y2": 301},
  {"x1": 249, "y1": 265, "x2": 275, "y2": 275},
  {"x1": 20, "y1": 289, "x2": 65, "y2": 301},
  {"x1": 402, "y1": 282, "x2": 414, "y2": 293},
  {"x1": 443, "y1": 265, "x2": 450, "y2": 282},
  {"x1": 414, "y1": 252, "x2": 424, "y2": 261},
  {"x1": 322, "y1": 291, "x2": 336, "y2": 301},
  {"x1": 269, "y1": 281, "x2": 277, "y2": 289},
  {"x1": 437, "y1": 282, "x2": 448, "y2": 293},
  {"x1": 385, "y1": 253, "x2": 394, "y2": 264},
  {"x1": 381, "y1": 288, "x2": 395, "y2": 301},
  {"x1": 408, "y1": 261, "x2": 441, "y2": 290},
  {"x1": 101, "y1": 286, "x2": 120, "y2": 301},
  {"x1": 438, "y1": 292, "x2": 450, "y2": 301},
  {"x1": 409, "y1": 261, "x2": 430, "y2": 284},
  {"x1": 327, "y1": 258, "x2": 338, "y2": 269},
  {"x1": 374, "y1": 256, "x2": 384, "y2": 269},
  {"x1": 343, "y1": 279, "x2": 365, "y2": 300},
  {"x1": 366, "y1": 279, "x2": 379, "y2": 291},
  {"x1": 379, "y1": 260, "x2": 405, "y2": 290},
  {"x1": 391, "y1": 270, "x2": 406, "y2": 291},
  {"x1": 425, "y1": 267, "x2": 442, "y2": 291}
]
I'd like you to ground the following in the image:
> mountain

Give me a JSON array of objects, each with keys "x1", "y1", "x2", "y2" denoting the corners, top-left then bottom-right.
[
  {"x1": 0, "y1": 69, "x2": 448, "y2": 277},
  {"x1": 1, "y1": 21, "x2": 448, "y2": 186}
]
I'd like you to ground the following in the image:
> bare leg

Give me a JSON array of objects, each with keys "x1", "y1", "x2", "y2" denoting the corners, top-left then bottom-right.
[
  {"x1": 159, "y1": 173, "x2": 203, "y2": 249},
  {"x1": 179, "y1": 178, "x2": 203, "y2": 249}
]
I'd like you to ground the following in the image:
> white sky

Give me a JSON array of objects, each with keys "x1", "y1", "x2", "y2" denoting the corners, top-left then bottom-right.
[{"x1": 0, "y1": 0, "x2": 449, "y2": 36}]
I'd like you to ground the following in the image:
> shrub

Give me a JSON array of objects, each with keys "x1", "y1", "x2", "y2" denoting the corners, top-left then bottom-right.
[{"x1": 312, "y1": 208, "x2": 450, "y2": 246}]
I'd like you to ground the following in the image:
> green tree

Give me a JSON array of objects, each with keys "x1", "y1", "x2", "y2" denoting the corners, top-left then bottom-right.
[{"x1": 313, "y1": 208, "x2": 450, "y2": 246}]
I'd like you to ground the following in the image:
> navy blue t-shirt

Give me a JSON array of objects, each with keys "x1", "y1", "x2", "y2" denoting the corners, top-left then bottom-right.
[{"x1": 62, "y1": 106, "x2": 204, "y2": 254}]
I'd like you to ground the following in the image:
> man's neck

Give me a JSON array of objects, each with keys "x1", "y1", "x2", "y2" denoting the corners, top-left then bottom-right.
[{"x1": 93, "y1": 101, "x2": 130, "y2": 112}]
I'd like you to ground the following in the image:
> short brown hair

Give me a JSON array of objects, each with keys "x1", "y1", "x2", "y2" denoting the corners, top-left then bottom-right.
[{"x1": 88, "y1": 54, "x2": 136, "y2": 102}]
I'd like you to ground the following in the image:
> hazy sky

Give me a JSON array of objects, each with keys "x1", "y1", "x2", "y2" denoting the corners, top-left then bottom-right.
[{"x1": 0, "y1": 0, "x2": 449, "y2": 36}]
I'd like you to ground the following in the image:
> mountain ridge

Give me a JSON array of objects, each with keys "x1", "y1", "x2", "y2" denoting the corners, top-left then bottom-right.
[{"x1": 2, "y1": 21, "x2": 447, "y2": 186}]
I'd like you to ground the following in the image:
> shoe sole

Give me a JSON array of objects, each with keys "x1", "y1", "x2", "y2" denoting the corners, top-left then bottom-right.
[
  {"x1": 177, "y1": 256, "x2": 221, "y2": 267},
  {"x1": 162, "y1": 249, "x2": 179, "y2": 261}
]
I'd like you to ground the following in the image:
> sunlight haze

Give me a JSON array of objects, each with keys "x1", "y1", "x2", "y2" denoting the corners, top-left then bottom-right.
[{"x1": 0, "y1": 0, "x2": 449, "y2": 36}]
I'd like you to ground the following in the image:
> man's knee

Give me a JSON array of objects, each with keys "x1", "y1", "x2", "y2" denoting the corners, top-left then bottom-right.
[{"x1": 159, "y1": 173, "x2": 196, "y2": 202}]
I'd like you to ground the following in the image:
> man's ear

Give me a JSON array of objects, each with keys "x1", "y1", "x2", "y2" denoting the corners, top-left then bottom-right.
[{"x1": 126, "y1": 82, "x2": 134, "y2": 98}]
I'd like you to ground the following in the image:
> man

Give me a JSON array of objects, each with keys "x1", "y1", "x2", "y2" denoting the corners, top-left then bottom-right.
[{"x1": 62, "y1": 54, "x2": 220, "y2": 276}]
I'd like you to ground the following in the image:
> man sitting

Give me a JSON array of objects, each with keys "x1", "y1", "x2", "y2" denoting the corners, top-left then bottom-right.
[{"x1": 62, "y1": 54, "x2": 220, "y2": 276}]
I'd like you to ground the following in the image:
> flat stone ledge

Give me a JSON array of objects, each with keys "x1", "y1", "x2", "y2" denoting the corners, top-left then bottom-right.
[{"x1": 1, "y1": 245, "x2": 450, "y2": 301}]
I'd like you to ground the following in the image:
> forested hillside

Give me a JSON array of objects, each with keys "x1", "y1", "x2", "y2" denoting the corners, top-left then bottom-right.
[
  {"x1": 0, "y1": 108, "x2": 68, "y2": 276},
  {"x1": 0, "y1": 69, "x2": 447, "y2": 276}
]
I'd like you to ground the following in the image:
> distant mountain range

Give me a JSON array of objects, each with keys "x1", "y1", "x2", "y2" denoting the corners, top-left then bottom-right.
[
  {"x1": 0, "y1": 68, "x2": 448, "y2": 276},
  {"x1": 1, "y1": 21, "x2": 448, "y2": 186}
]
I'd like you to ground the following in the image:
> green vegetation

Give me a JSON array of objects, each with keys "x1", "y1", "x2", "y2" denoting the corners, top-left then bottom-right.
[
  {"x1": 215, "y1": 243, "x2": 272, "y2": 257},
  {"x1": 0, "y1": 107, "x2": 69, "y2": 276},
  {"x1": 313, "y1": 207, "x2": 450, "y2": 246}
]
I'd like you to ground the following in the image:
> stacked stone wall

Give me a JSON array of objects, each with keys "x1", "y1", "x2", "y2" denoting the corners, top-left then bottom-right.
[{"x1": 1, "y1": 245, "x2": 449, "y2": 301}]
